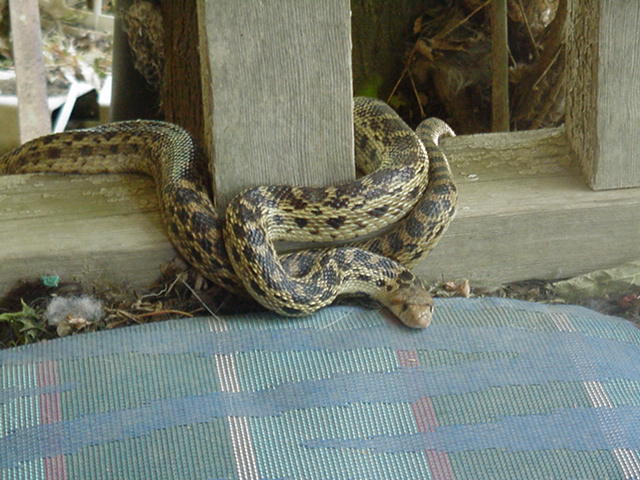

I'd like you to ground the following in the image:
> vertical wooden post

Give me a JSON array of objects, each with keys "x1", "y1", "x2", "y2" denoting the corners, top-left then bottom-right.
[
  {"x1": 566, "y1": 0, "x2": 640, "y2": 190},
  {"x1": 161, "y1": 0, "x2": 205, "y2": 146},
  {"x1": 197, "y1": 0, "x2": 354, "y2": 208},
  {"x1": 491, "y1": 0, "x2": 510, "y2": 132},
  {"x1": 8, "y1": 0, "x2": 50, "y2": 141}
]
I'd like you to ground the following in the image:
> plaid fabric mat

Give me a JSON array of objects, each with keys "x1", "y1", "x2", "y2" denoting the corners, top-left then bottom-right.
[{"x1": 2, "y1": 298, "x2": 640, "y2": 480}]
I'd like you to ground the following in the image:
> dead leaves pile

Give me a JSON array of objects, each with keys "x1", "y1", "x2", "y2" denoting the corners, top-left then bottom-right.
[{"x1": 389, "y1": 0, "x2": 565, "y2": 133}]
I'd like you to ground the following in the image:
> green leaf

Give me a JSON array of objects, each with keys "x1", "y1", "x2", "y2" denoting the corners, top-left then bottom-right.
[
  {"x1": 0, "y1": 300, "x2": 51, "y2": 346},
  {"x1": 355, "y1": 74, "x2": 384, "y2": 98}
]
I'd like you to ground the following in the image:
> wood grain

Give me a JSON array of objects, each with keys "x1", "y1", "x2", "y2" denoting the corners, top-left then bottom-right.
[
  {"x1": 0, "y1": 174, "x2": 174, "y2": 293},
  {"x1": 595, "y1": 1, "x2": 640, "y2": 188},
  {"x1": 161, "y1": 0, "x2": 204, "y2": 146},
  {"x1": 2, "y1": 128, "x2": 639, "y2": 295},
  {"x1": 197, "y1": 0, "x2": 355, "y2": 208},
  {"x1": 566, "y1": 0, "x2": 640, "y2": 190}
]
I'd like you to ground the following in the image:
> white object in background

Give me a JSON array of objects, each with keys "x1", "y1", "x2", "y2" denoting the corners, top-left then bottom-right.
[
  {"x1": 53, "y1": 81, "x2": 94, "y2": 133},
  {"x1": 92, "y1": 0, "x2": 103, "y2": 30},
  {"x1": 98, "y1": 75, "x2": 112, "y2": 124}
]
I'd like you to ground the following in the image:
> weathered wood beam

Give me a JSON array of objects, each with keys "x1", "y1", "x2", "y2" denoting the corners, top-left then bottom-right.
[
  {"x1": 417, "y1": 127, "x2": 640, "y2": 284},
  {"x1": 565, "y1": 0, "x2": 640, "y2": 189},
  {"x1": 196, "y1": 0, "x2": 354, "y2": 208},
  {"x1": 490, "y1": 0, "x2": 509, "y2": 131},
  {"x1": 161, "y1": 0, "x2": 204, "y2": 145},
  {"x1": 2, "y1": 128, "x2": 639, "y2": 295},
  {"x1": 0, "y1": 174, "x2": 172, "y2": 294}
]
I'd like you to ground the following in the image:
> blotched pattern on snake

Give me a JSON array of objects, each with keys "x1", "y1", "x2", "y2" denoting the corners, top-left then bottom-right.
[{"x1": 0, "y1": 97, "x2": 457, "y2": 328}]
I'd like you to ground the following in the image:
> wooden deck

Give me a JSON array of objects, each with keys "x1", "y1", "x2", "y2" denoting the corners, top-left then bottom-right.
[{"x1": 2, "y1": 127, "x2": 639, "y2": 295}]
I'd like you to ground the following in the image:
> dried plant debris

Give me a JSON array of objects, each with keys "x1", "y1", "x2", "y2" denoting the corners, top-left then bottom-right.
[
  {"x1": 0, "y1": 0, "x2": 113, "y2": 96},
  {"x1": 392, "y1": 0, "x2": 564, "y2": 133},
  {"x1": 551, "y1": 262, "x2": 640, "y2": 324},
  {"x1": 552, "y1": 261, "x2": 640, "y2": 302},
  {"x1": 0, "y1": 260, "x2": 262, "y2": 348},
  {"x1": 432, "y1": 273, "x2": 639, "y2": 328},
  {"x1": 3, "y1": 263, "x2": 639, "y2": 347},
  {"x1": 122, "y1": 0, "x2": 164, "y2": 89}
]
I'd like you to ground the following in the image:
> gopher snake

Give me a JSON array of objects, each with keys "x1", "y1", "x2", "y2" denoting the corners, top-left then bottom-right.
[{"x1": 0, "y1": 97, "x2": 456, "y2": 328}]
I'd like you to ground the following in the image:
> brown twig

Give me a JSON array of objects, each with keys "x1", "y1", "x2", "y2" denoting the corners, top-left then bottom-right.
[
  {"x1": 135, "y1": 309, "x2": 194, "y2": 319},
  {"x1": 388, "y1": 1, "x2": 491, "y2": 104},
  {"x1": 511, "y1": 0, "x2": 567, "y2": 126},
  {"x1": 387, "y1": 43, "x2": 419, "y2": 103},
  {"x1": 529, "y1": 48, "x2": 565, "y2": 130},
  {"x1": 179, "y1": 278, "x2": 222, "y2": 317},
  {"x1": 408, "y1": 70, "x2": 426, "y2": 119},
  {"x1": 433, "y1": 0, "x2": 491, "y2": 41},
  {"x1": 516, "y1": 0, "x2": 539, "y2": 60},
  {"x1": 531, "y1": 45, "x2": 562, "y2": 92}
]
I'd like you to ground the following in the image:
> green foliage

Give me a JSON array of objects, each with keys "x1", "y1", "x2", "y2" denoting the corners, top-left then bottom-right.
[
  {"x1": 0, "y1": 300, "x2": 53, "y2": 347},
  {"x1": 355, "y1": 74, "x2": 384, "y2": 98}
]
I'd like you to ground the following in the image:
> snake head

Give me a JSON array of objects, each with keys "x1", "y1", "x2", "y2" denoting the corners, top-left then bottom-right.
[{"x1": 386, "y1": 281, "x2": 434, "y2": 329}]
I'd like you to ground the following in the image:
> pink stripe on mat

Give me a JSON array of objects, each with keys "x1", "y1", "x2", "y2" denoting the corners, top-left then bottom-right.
[
  {"x1": 396, "y1": 349, "x2": 420, "y2": 367},
  {"x1": 411, "y1": 396, "x2": 439, "y2": 432},
  {"x1": 37, "y1": 361, "x2": 61, "y2": 424},
  {"x1": 425, "y1": 449, "x2": 456, "y2": 480},
  {"x1": 412, "y1": 397, "x2": 456, "y2": 480},
  {"x1": 397, "y1": 350, "x2": 456, "y2": 480},
  {"x1": 37, "y1": 361, "x2": 68, "y2": 480},
  {"x1": 43, "y1": 455, "x2": 68, "y2": 480}
]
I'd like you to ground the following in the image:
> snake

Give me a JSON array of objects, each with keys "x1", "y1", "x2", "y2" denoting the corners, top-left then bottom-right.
[{"x1": 0, "y1": 97, "x2": 457, "y2": 328}]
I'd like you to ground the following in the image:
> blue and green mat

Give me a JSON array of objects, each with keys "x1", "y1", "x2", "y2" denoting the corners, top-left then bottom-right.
[{"x1": 2, "y1": 298, "x2": 639, "y2": 479}]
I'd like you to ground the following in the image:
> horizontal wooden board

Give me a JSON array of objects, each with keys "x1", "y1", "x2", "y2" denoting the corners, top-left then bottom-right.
[
  {"x1": 1, "y1": 127, "x2": 639, "y2": 296},
  {"x1": 418, "y1": 166, "x2": 640, "y2": 285},
  {"x1": 0, "y1": 174, "x2": 174, "y2": 293}
]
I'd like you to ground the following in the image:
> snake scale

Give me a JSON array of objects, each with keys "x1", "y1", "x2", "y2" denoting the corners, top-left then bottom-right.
[{"x1": 0, "y1": 97, "x2": 457, "y2": 328}]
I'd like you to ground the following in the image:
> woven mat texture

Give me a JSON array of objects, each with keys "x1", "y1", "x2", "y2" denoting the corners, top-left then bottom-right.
[{"x1": 2, "y1": 298, "x2": 640, "y2": 479}]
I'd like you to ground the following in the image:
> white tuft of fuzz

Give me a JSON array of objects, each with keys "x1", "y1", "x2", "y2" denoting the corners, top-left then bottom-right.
[{"x1": 45, "y1": 295, "x2": 105, "y2": 326}]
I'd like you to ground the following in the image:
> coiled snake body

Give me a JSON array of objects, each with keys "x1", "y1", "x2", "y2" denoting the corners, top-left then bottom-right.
[{"x1": 0, "y1": 97, "x2": 457, "y2": 328}]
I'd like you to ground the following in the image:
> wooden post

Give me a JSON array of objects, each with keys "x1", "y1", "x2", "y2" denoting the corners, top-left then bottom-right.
[
  {"x1": 4, "y1": 1, "x2": 640, "y2": 296},
  {"x1": 565, "y1": 0, "x2": 640, "y2": 190},
  {"x1": 161, "y1": 0, "x2": 205, "y2": 147},
  {"x1": 196, "y1": 0, "x2": 354, "y2": 208},
  {"x1": 8, "y1": 0, "x2": 50, "y2": 141},
  {"x1": 491, "y1": 0, "x2": 510, "y2": 132}
]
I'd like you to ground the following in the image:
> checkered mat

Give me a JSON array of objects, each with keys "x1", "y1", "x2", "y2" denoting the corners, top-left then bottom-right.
[{"x1": 2, "y1": 298, "x2": 640, "y2": 479}]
